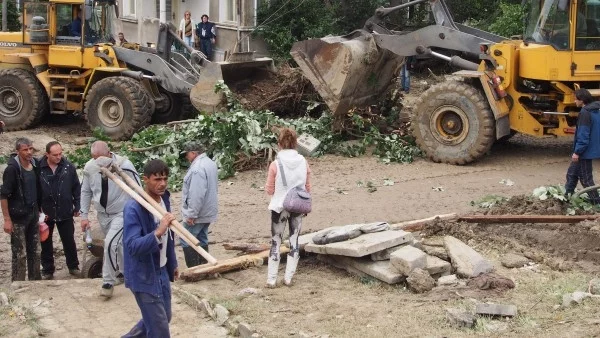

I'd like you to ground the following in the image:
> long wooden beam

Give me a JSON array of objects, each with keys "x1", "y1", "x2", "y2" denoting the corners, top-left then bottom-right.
[
  {"x1": 180, "y1": 246, "x2": 290, "y2": 282},
  {"x1": 389, "y1": 213, "x2": 458, "y2": 232},
  {"x1": 458, "y1": 214, "x2": 600, "y2": 224}
]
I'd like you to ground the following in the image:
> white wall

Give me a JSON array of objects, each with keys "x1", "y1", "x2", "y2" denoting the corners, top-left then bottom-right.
[{"x1": 176, "y1": 2, "x2": 210, "y2": 26}]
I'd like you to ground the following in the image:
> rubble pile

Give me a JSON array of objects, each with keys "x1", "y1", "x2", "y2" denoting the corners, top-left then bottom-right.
[{"x1": 298, "y1": 222, "x2": 495, "y2": 293}]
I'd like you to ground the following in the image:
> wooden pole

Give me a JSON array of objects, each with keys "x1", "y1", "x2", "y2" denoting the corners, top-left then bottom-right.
[
  {"x1": 458, "y1": 214, "x2": 600, "y2": 224},
  {"x1": 180, "y1": 246, "x2": 290, "y2": 282},
  {"x1": 389, "y1": 213, "x2": 458, "y2": 232},
  {"x1": 98, "y1": 167, "x2": 218, "y2": 265},
  {"x1": 110, "y1": 164, "x2": 199, "y2": 247}
]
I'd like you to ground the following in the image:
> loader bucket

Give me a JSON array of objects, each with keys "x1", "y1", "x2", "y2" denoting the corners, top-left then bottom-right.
[
  {"x1": 290, "y1": 30, "x2": 404, "y2": 120},
  {"x1": 190, "y1": 58, "x2": 226, "y2": 113}
]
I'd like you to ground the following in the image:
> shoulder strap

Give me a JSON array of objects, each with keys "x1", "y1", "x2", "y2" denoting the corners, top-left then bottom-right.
[{"x1": 276, "y1": 159, "x2": 288, "y2": 189}]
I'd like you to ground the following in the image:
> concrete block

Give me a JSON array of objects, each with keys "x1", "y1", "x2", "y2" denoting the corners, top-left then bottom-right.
[
  {"x1": 370, "y1": 244, "x2": 406, "y2": 261},
  {"x1": 305, "y1": 230, "x2": 413, "y2": 257},
  {"x1": 563, "y1": 292, "x2": 592, "y2": 307},
  {"x1": 422, "y1": 245, "x2": 449, "y2": 261},
  {"x1": 501, "y1": 253, "x2": 529, "y2": 268},
  {"x1": 406, "y1": 268, "x2": 435, "y2": 293},
  {"x1": 422, "y1": 237, "x2": 444, "y2": 247},
  {"x1": 390, "y1": 245, "x2": 426, "y2": 275},
  {"x1": 425, "y1": 255, "x2": 452, "y2": 276},
  {"x1": 297, "y1": 133, "x2": 321, "y2": 156},
  {"x1": 446, "y1": 308, "x2": 476, "y2": 328},
  {"x1": 238, "y1": 322, "x2": 254, "y2": 338},
  {"x1": 437, "y1": 274, "x2": 458, "y2": 286},
  {"x1": 318, "y1": 255, "x2": 405, "y2": 284},
  {"x1": 475, "y1": 303, "x2": 517, "y2": 317},
  {"x1": 297, "y1": 222, "x2": 389, "y2": 249},
  {"x1": 214, "y1": 304, "x2": 230, "y2": 326},
  {"x1": 444, "y1": 236, "x2": 493, "y2": 278}
]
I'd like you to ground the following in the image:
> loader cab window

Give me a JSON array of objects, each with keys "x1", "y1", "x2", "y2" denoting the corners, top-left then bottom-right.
[
  {"x1": 525, "y1": 0, "x2": 571, "y2": 50},
  {"x1": 23, "y1": 2, "x2": 50, "y2": 44},
  {"x1": 55, "y1": 4, "x2": 81, "y2": 45},
  {"x1": 575, "y1": 0, "x2": 600, "y2": 50}
]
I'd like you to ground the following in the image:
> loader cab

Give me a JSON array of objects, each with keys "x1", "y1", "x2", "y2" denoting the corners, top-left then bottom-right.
[{"x1": 22, "y1": 2, "x2": 51, "y2": 44}]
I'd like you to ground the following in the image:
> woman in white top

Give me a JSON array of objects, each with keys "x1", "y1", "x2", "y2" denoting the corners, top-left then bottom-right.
[
  {"x1": 264, "y1": 128, "x2": 312, "y2": 287},
  {"x1": 178, "y1": 11, "x2": 196, "y2": 48}
]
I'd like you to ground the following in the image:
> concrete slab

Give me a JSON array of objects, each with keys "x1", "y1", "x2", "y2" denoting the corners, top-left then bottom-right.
[
  {"x1": 370, "y1": 244, "x2": 407, "y2": 261},
  {"x1": 305, "y1": 230, "x2": 413, "y2": 257},
  {"x1": 425, "y1": 255, "x2": 452, "y2": 276},
  {"x1": 444, "y1": 236, "x2": 493, "y2": 278},
  {"x1": 297, "y1": 222, "x2": 390, "y2": 249},
  {"x1": 9, "y1": 279, "x2": 227, "y2": 337},
  {"x1": 390, "y1": 245, "x2": 427, "y2": 275},
  {"x1": 318, "y1": 254, "x2": 405, "y2": 284}
]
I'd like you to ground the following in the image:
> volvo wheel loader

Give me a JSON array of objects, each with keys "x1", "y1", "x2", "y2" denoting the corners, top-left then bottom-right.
[
  {"x1": 0, "y1": 0, "x2": 223, "y2": 140},
  {"x1": 292, "y1": 0, "x2": 600, "y2": 164}
]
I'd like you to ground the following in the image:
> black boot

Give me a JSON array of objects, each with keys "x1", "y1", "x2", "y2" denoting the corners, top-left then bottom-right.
[{"x1": 183, "y1": 246, "x2": 201, "y2": 268}]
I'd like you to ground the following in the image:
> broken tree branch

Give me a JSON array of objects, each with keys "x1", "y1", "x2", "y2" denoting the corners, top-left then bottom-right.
[
  {"x1": 223, "y1": 242, "x2": 271, "y2": 254},
  {"x1": 458, "y1": 214, "x2": 600, "y2": 224}
]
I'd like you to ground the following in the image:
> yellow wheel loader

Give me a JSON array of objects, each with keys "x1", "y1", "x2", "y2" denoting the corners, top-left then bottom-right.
[
  {"x1": 292, "y1": 0, "x2": 599, "y2": 164},
  {"x1": 0, "y1": 0, "x2": 223, "y2": 140}
]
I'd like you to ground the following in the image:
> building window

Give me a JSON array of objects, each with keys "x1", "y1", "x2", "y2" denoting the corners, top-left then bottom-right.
[
  {"x1": 122, "y1": 0, "x2": 136, "y2": 19},
  {"x1": 220, "y1": 0, "x2": 237, "y2": 23}
]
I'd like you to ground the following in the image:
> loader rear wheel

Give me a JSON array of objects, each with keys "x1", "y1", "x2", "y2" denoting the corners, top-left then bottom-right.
[
  {"x1": 412, "y1": 81, "x2": 495, "y2": 165},
  {"x1": 151, "y1": 88, "x2": 194, "y2": 124},
  {"x1": 0, "y1": 68, "x2": 48, "y2": 131},
  {"x1": 85, "y1": 77, "x2": 153, "y2": 140},
  {"x1": 81, "y1": 256, "x2": 102, "y2": 279}
]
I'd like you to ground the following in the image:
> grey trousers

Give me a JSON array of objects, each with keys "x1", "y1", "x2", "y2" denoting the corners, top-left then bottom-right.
[{"x1": 99, "y1": 214, "x2": 124, "y2": 285}]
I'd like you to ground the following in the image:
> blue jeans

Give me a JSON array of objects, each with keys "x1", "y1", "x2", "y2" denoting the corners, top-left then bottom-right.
[
  {"x1": 182, "y1": 35, "x2": 194, "y2": 49},
  {"x1": 181, "y1": 222, "x2": 209, "y2": 248},
  {"x1": 565, "y1": 158, "x2": 600, "y2": 204},
  {"x1": 400, "y1": 64, "x2": 410, "y2": 93},
  {"x1": 122, "y1": 267, "x2": 172, "y2": 338}
]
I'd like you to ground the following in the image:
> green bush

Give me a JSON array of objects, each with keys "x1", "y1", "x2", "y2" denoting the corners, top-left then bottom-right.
[{"x1": 487, "y1": 2, "x2": 525, "y2": 38}]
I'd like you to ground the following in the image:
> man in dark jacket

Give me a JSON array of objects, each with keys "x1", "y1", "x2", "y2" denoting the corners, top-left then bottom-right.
[
  {"x1": 1, "y1": 138, "x2": 42, "y2": 281},
  {"x1": 565, "y1": 88, "x2": 600, "y2": 204},
  {"x1": 39, "y1": 141, "x2": 81, "y2": 279},
  {"x1": 196, "y1": 14, "x2": 216, "y2": 61},
  {"x1": 122, "y1": 160, "x2": 178, "y2": 338}
]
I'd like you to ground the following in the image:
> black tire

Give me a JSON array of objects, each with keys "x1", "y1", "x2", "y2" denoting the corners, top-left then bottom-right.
[
  {"x1": 151, "y1": 88, "x2": 194, "y2": 124},
  {"x1": 0, "y1": 68, "x2": 48, "y2": 131},
  {"x1": 85, "y1": 76, "x2": 153, "y2": 140},
  {"x1": 412, "y1": 81, "x2": 495, "y2": 164},
  {"x1": 81, "y1": 256, "x2": 103, "y2": 279}
]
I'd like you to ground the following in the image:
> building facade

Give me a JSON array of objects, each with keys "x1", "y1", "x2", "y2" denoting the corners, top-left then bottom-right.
[{"x1": 115, "y1": 0, "x2": 268, "y2": 61}]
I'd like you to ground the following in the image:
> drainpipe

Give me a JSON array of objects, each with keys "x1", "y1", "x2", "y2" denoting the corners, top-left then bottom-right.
[
  {"x1": 2, "y1": 0, "x2": 7, "y2": 32},
  {"x1": 236, "y1": 0, "x2": 241, "y2": 52}
]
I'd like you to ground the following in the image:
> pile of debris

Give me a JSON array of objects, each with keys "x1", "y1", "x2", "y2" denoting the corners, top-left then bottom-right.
[{"x1": 298, "y1": 221, "x2": 495, "y2": 293}]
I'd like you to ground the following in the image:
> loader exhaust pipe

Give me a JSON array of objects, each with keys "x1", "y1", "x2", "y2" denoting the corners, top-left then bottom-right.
[{"x1": 417, "y1": 46, "x2": 479, "y2": 71}]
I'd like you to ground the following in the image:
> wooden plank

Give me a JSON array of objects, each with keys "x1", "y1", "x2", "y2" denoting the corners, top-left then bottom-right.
[
  {"x1": 458, "y1": 214, "x2": 600, "y2": 224},
  {"x1": 222, "y1": 243, "x2": 271, "y2": 254},
  {"x1": 389, "y1": 213, "x2": 458, "y2": 232},
  {"x1": 180, "y1": 246, "x2": 290, "y2": 282}
]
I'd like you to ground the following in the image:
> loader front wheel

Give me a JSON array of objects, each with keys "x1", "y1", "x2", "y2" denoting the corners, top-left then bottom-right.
[
  {"x1": 85, "y1": 77, "x2": 153, "y2": 140},
  {"x1": 151, "y1": 88, "x2": 194, "y2": 124},
  {"x1": 412, "y1": 81, "x2": 495, "y2": 165},
  {"x1": 0, "y1": 68, "x2": 48, "y2": 131}
]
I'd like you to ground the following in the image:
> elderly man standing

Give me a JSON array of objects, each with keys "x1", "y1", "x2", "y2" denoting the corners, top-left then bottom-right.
[
  {"x1": 1, "y1": 138, "x2": 42, "y2": 281},
  {"x1": 80, "y1": 141, "x2": 140, "y2": 298},
  {"x1": 181, "y1": 141, "x2": 218, "y2": 267},
  {"x1": 39, "y1": 141, "x2": 81, "y2": 280}
]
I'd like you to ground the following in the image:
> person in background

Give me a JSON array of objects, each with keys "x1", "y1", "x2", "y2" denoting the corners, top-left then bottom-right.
[
  {"x1": 196, "y1": 14, "x2": 216, "y2": 60},
  {"x1": 122, "y1": 159, "x2": 178, "y2": 338},
  {"x1": 265, "y1": 128, "x2": 311, "y2": 287},
  {"x1": 180, "y1": 141, "x2": 218, "y2": 267},
  {"x1": 400, "y1": 56, "x2": 415, "y2": 94},
  {"x1": 565, "y1": 88, "x2": 600, "y2": 204},
  {"x1": 1, "y1": 138, "x2": 42, "y2": 281},
  {"x1": 116, "y1": 32, "x2": 128, "y2": 47},
  {"x1": 178, "y1": 10, "x2": 196, "y2": 49},
  {"x1": 70, "y1": 11, "x2": 82, "y2": 37},
  {"x1": 80, "y1": 141, "x2": 140, "y2": 298},
  {"x1": 39, "y1": 141, "x2": 81, "y2": 280}
]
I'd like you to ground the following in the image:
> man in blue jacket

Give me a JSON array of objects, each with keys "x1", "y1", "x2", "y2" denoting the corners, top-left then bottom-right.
[
  {"x1": 122, "y1": 160, "x2": 178, "y2": 338},
  {"x1": 565, "y1": 88, "x2": 600, "y2": 204}
]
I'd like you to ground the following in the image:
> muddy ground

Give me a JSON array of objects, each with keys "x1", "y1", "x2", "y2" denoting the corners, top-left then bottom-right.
[{"x1": 2, "y1": 72, "x2": 600, "y2": 336}]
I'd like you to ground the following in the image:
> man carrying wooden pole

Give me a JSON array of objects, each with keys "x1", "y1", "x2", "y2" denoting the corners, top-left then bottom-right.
[{"x1": 121, "y1": 159, "x2": 178, "y2": 337}]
